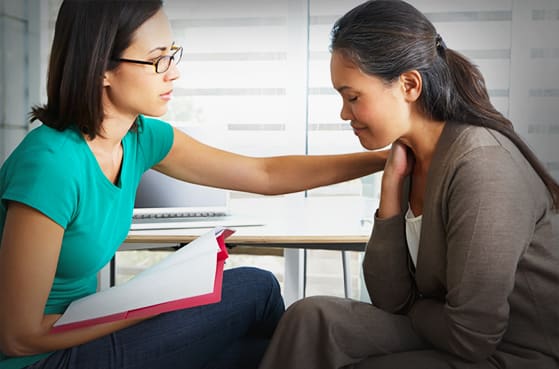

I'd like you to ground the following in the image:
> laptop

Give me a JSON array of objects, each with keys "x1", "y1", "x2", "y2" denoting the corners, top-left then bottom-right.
[
  {"x1": 131, "y1": 169, "x2": 263, "y2": 230},
  {"x1": 130, "y1": 125, "x2": 263, "y2": 230}
]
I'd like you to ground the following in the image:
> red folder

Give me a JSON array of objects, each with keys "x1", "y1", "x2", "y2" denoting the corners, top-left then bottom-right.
[{"x1": 51, "y1": 228, "x2": 233, "y2": 333}]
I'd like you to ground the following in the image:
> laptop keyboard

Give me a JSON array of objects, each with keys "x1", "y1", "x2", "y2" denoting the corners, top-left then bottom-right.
[{"x1": 132, "y1": 210, "x2": 228, "y2": 220}]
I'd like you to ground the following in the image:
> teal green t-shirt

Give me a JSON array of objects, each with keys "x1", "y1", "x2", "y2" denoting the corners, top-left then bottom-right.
[{"x1": 0, "y1": 116, "x2": 174, "y2": 369}]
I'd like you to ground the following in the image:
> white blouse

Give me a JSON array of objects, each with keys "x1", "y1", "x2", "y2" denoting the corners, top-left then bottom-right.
[{"x1": 405, "y1": 205, "x2": 422, "y2": 267}]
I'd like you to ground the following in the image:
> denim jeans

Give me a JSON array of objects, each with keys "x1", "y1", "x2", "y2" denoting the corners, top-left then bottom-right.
[{"x1": 26, "y1": 267, "x2": 285, "y2": 369}]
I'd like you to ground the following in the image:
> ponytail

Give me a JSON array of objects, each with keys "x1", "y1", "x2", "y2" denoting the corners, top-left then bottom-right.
[{"x1": 443, "y1": 48, "x2": 559, "y2": 210}]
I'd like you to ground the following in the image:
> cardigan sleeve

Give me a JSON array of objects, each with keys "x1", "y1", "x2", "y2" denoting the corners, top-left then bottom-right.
[
  {"x1": 408, "y1": 145, "x2": 537, "y2": 362},
  {"x1": 362, "y1": 211, "x2": 418, "y2": 313}
]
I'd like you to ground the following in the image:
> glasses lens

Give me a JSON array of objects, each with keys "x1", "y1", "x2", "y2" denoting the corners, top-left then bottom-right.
[
  {"x1": 173, "y1": 47, "x2": 183, "y2": 66},
  {"x1": 156, "y1": 56, "x2": 171, "y2": 73},
  {"x1": 155, "y1": 47, "x2": 182, "y2": 73}
]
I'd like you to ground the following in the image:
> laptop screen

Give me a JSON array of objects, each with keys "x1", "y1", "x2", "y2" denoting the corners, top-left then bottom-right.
[
  {"x1": 134, "y1": 169, "x2": 229, "y2": 210},
  {"x1": 131, "y1": 169, "x2": 265, "y2": 230}
]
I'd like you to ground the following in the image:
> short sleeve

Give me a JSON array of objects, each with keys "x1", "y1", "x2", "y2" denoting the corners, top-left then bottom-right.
[{"x1": 1, "y1": 150, "x2": 77, "y2": 228}]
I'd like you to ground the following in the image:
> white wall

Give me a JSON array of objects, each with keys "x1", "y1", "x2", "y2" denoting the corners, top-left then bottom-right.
[
  {"x1": 509, "y1": 0, "x2": 559, "y2": 181},
  {"x1": 0, "y1": 0, "x2": 42, "y2": 163}
]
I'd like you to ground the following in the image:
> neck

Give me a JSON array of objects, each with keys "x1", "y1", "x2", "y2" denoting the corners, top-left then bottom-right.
[
  {"x1": 84, "y1": 113, "x2": 136, "y2": 152},
  {"x1": 400, "y1": 117, "x2": 446, "y2": 173},
  {"x1": 84, "y1": 114, "x2": 133, "y2": 184},
  {"x1": 91, "y1": 89, "x2": 139, "y2": 151}
]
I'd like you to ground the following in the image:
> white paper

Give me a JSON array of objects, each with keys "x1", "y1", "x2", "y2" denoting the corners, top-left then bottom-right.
[{"x1": 54, "y1": 228, "x2": 222, "y2": 327}]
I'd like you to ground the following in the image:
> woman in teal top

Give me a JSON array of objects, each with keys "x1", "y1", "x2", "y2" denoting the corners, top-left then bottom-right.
[{"x1": 0, "y1": 1, "x2": 387, "y2": 369}]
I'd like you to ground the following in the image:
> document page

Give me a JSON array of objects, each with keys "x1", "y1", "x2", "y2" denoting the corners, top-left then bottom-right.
[{"x1": 52, "y1": 227, "x2": 232, "y2": 332}]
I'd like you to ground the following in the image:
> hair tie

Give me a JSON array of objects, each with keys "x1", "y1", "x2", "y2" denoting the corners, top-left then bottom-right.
[{"x1": 435, "y1": 34, "x2": 447, "y2": 50}]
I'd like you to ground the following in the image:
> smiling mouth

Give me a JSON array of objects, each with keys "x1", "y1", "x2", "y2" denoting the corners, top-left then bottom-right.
[
  {"x1": 350, "y1": 124, "x2": 368, "y2": 137},
  {"x1": 351, "y1": 124, "x2": 367, "y2": 131},
  {"x1": 160, "y1": 90, "x2": 173, "y2": 100}
]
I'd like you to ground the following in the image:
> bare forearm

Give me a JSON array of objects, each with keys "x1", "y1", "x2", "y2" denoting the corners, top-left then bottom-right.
[
  {"x1": 263, "y1": 150, "x2": 388, "y2": 195},
  {"x1": 3, "y1": 314, "x2": 148, "y2": 357}
]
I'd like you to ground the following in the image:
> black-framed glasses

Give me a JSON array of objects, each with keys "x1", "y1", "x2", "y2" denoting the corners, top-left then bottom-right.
[{"x1": 117, "y1": 45, "x2": 183, "y2": 74}]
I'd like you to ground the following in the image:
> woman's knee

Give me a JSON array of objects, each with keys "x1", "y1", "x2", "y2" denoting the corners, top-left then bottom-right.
[
  {"x1": 282, "y1": 296, "x2": 343, "y2": 326},
  {"x1": 224, "y1": 267, "x2": 284, "y2": 315},
  {"x1": 223, "y1": 267, "x2": 284, "y2": 337},
  {"x1": 225, "y1": 267, "x2": 281, "y2": 295},
  {"x1": 225, "y1": 266, "x2": 277, "y2": 284}
]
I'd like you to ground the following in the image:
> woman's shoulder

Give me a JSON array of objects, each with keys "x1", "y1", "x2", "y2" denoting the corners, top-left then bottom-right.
[
  {"x1": 15, "y1": 123, "x2": 83, "y2": 158},
  {"x1": 0, "y1": 126, "x2": 83, "y2": 229},
  {"x1": 135, "y1": 115, "x2": 172, "y2": 132},
  {"x1": 131, "y1": 115, "x2": 174, "y2": 169},
  {"x1": 441, "y1": 122, "x2": 523, "y2": 164},
  {"x1": 439, "y1": 122, "x2": 548, "y2": 204},
  {"x1": 435, "y1": 122, "x2": 543, "y2": 194},
  {"x1": 2, "y1": 124, "x2": 84, "y2": 181},
  {"x1": 451, "y1": 123, "x2": 506, "y2": 150}
]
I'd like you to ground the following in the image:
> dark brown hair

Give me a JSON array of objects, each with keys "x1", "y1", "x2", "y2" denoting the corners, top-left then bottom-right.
[
  {"x1": 331, "y1": 0, "x2": 559, "y2": 209},
  {"x1": 30, "y1": 0, "x2": 163, "y2": 139}
]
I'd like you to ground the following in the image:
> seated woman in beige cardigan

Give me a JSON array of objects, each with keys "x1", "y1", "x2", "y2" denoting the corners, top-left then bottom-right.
[{"x1": 258, "y1": 1, "x2": 559, "y2": 368}]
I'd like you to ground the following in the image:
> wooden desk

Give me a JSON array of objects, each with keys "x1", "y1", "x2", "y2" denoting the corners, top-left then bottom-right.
[{"x1": 107, "y1": 196, "x2": 377, "y2": 306}]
